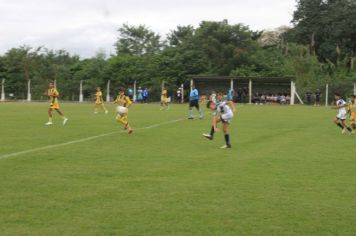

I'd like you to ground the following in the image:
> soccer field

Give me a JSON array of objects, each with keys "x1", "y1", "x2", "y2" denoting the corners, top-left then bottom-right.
[{"x1": 0, "y1": 103, "x2": 355, "y2": 235}]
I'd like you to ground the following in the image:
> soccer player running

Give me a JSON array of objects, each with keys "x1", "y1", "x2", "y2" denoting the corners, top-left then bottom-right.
[
  {"x1": 188, "y1": 84, "x2": 203, "y2": 119},
  {"x1": 94, "y1": 87, "x2": 108, "y2": 114},
  {"x1": 347, "y1": 95, "x2": 356, "y2": 133},
  {"x1": 203, "y1": 100, "x2": 236, "y2": 149},
  {"x1": 332, "y1": 93, "x2": 352, "y2": 134},
  {"x1": 160, "y1": 88, "x2": 170, "y2": 110},
  {"x1": 114, "y1": 87, "x2": 133, "y2": 134},
  {"x1": 45, "y1": 82, "x2": 68, "y2": 126}
]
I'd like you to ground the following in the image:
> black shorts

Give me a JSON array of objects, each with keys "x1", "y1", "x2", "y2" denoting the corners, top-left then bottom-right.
[{"x1": 189, "y1": 100, "x2": 199, "y2": 109}]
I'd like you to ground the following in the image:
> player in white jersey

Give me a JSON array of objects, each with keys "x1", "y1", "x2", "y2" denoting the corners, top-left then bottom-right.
[
  {"x1": 210, "y1": 91, "x2": 217, "y2": 103},
  {"x1": 333, "y1": 93, "x2": 352, "y2": 134},
  {"x1": 203, "y1": 100, "x2": 236, "y2": 148}
]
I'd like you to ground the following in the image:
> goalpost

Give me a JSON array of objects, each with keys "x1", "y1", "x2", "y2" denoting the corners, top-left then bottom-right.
[{"x1": 291, "y1": 81, "x2": 304, "y2": 105}]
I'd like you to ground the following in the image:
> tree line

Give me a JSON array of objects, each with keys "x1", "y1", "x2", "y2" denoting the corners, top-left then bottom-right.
[{"x1": 0, "y1": 0, "x2": 355, "y2": 101}]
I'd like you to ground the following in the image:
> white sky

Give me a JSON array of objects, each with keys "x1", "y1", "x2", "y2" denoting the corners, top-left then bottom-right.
[{"x1": 0, "y1": 0, "x2": 296, "y2": 58}]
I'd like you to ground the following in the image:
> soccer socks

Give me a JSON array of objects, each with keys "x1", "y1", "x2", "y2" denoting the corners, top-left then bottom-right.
[
  {"x1": 336, "y1": 122, "x2": 352, "y2": 132},
  {"x1": 188, "y1": 110, "x2": 193, "y2": 118},
  {"x1": 199, "y1": 108, "x2": 203, "y2": 118},
  {"x1": 116, "y1": 115, "x2": 128, "y2": 125},
  {"x1": 210, "y1": 126, "x2": 215, "y2": 138},
  {"x1": 336, "y1": 122, "x2": 344, "y2": 130},
  {"x1": 224, "y1": 134, "x2": 231, "y2": 146},
  {"x1": 115, "y1": 115, "x2": 121, "y2": 124}
]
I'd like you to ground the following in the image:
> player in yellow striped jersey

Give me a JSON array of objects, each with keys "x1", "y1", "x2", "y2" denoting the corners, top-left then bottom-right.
[
  {"x1": 94, "y1": 87, "x2": 108, "y2": 114},
  {"x1": 114, "y1": 87, "x2": 133, "y2": 134},
  {"x1": 217, "y1": 92, "x2": 224, "y2": 102},
  {"x1": 348, "y1": 95, "x2": 356, "y2": 133},
  {"x1": 45, "y1": 82, "x2": 68, "y2": 126},
  {"x1": 160, "y1": 88, "x2": 170, "y2": 110}
]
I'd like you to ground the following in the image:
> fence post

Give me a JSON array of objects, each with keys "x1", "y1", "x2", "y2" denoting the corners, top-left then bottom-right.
[
  {"x1": 79, "y1": 80, "x2": 83, "y2": 102},
  {"x1": 1, "y1": 79, "x2": 5, "y2": 101},
  {"x1": 133, "y1": 80, "x2": 137, "y2": 102},
  {"x1": 290, "y1": 81, "x2": 295, "y2": 105},
  {"x1": 325, "y1": 84, "x2": 329, "y2": 107},
  {"x1": 248, "y1": 79, "x2": 252, "y2": 104},
  {"x1": 106, "y1": 80, "x2": 110, "y2": 102},
  {"x1": 181, "y1": 83, "x2": 184, "y2": 103},
  {"x1": 27, "y1": 80, "x2": 31, "y2": 102},
  {"x1": 354, "y1": 83, "x2": 356, "y2": 95}
]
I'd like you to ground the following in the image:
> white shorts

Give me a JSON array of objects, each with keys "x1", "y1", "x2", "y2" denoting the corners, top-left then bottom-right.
[
  {"x1": 117, "y1": 106, "x2": 128, "y2": 116},
  {"x1": 336, "y1": 112, "x2": 347, "y2": 120},
  {"x1": 221, "y1": 112, "x2": 234, "y2": 123}
]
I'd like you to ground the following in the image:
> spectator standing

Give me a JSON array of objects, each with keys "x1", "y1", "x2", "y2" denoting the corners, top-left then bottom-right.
[
  {"x1": 137, "y1": 87, "x2": 143, "y2": 103},
  {"x1": 143, "y1": 88, "x2": 149, "y2": 103},
  {"x1": 127, "y1": 87, "x2": 134, "y2": 100},
  {"x1": 176, "y1": 88, "x2": 182, "y2": 103},
  {"x1": 315, "y1": 89, "x2": 321, "y2": 106},
  {"x1": 306, "y1": 91, "x2": 312, "y2": 105}
]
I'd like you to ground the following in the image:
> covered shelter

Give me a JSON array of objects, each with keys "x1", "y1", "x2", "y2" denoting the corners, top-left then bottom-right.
[{"x1": 190, "y1": 75, "x2": 298, "y2": 105}]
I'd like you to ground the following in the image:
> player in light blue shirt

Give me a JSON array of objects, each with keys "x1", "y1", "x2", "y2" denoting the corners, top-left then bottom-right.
[
  {"x1": 227, "y1": 88, "x2": 234, "y2": 101},
  {"x1": 188, "y1": 85, "x2": 203, "y2": 119}
]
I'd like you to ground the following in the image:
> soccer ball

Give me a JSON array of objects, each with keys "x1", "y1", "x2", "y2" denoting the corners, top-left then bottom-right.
[{"x1": 116, "y1": 106, "x2": 128, "y2": 115}]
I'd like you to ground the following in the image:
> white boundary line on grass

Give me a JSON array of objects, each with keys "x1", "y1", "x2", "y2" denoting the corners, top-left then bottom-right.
[{"x1": 0, "y1": 118, "x2": 185, "y2": 161}]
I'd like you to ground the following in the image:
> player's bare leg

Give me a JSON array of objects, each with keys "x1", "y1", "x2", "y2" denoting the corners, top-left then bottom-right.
[
  {"x1": 221, "y1": 122, "x2": 231, "y2": 149},
  {"x1": 55, "y1": 108, "x2": 64, "y2": 116},
  {"x1": 196, "y1": 105, "x2": 203, "y2": 119},
  {"x1": 55, "y1": 108, "x2": 68, "y2": 125},
  {"x1": 45, "y1": 108, "x2": 54, "y2": 125},
  {"x1": 160, "y1": 102, "x2": 167, "y2": 111},
  {"x1": 188, "y1": 107, "x2": 194, "y2": 119},
  {"x1": 116, "y1": 114, "x2": 133, "y2": 134},
  {"x1": 340, "y1": 119, "x2": 352, "y2": 134},
  {"x1": 203, "y1": 117, "x2": 221, "y2": 140},
  {"x1": 334, "y1": 118, "x2": 345, "y2": 131},
  {"x1": 101, "y1": 104, "x2": 108, "y2": 114}
]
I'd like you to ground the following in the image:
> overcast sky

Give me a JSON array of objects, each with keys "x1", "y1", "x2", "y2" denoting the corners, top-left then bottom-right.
[{"x1": 0, "y1": 0, "x2": 296, "y2": 58}]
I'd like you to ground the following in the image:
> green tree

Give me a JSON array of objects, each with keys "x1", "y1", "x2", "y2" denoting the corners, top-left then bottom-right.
[
  {"x1": 286, "y1": 0, "x2": 356, "y2": 62},
  {"x1": 114, "y1": 24, "x2": 162, "y2": 56}
]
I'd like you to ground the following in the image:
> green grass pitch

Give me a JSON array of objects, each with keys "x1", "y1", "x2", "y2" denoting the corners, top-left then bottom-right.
[{"x1": 0, "y1": 102, "x2": 356, "y2": 235}]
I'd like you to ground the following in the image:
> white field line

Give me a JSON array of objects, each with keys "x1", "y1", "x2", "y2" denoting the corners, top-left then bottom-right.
[{"x1": 0, "y1": 117, "x2": 185, "y2": 160}]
